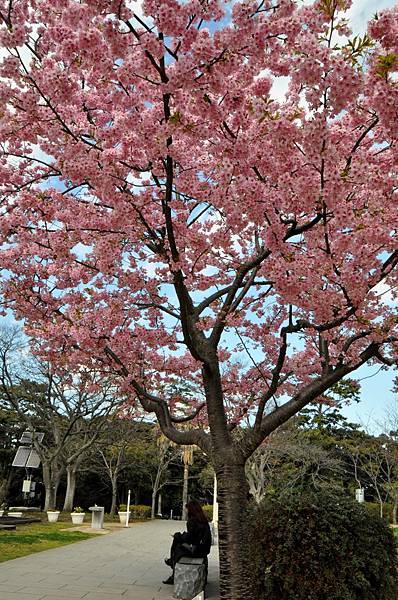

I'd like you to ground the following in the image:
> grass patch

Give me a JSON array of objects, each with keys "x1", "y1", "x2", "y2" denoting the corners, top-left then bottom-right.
[{"x1": 0, "y1": 521, "x2": 97, "y2": 563}]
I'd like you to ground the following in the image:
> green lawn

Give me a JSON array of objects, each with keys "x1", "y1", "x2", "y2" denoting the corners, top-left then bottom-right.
[{"x1": 0, "y1": 521, "x2": 98, "y2": 563}]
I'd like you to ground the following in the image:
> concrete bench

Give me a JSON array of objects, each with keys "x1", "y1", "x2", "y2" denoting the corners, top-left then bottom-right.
[{"x1": 174, "y1": 556, "x2": 207, "y2": 600}]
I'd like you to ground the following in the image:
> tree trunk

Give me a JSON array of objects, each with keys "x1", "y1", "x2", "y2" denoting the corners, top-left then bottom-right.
[
  {"x1": 151, "y1": 464, "x2": 162, "y2": 519},
  {"x1": 0, "y1": 469, "x2": 13, "y2": 506},
  {"x1": 182, "y1": 462, "x2": 189, "y2": 520},
  {"x1": 63, "y1": 465, "x2": 77, "y2": 512},
  {"x1": 110, "y1": 475, "x2": 117, "y2": 516},
  {"x1": 216, "y1": 461, "x2": 253, "y2": 600},
  {"x1": 42, "y1": 462, "x2": 62, "y2": 511},
  {"x1": 393, "y1": 495, "x2": 398, "y2": 526}
]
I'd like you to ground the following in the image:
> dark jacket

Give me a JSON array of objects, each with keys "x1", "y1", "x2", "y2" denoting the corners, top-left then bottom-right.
[{"x1": 184, "y1": 518, "x2": 212, "y2": 557}]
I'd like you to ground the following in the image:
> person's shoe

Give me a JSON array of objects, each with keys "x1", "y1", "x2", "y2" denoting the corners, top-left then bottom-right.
[
  {"x1": 164, "y1": 557, "x2": 172, "y2": 567},
  {"x1": 162, "y1": 576, "x2": 174, "y2": 585}
]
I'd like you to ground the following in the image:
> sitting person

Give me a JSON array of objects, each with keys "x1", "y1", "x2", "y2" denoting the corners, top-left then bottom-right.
[{"x1": 163, "y1": 499, "x2": 212, "y2": 585}]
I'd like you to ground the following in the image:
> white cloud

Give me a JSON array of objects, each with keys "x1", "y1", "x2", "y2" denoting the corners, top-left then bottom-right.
[
  {"x1": 372, "y1": 282, "x2": 397, "y2": 306},
  {"x1": 347, "y1": 0, "x2": 396, "y2": 35}
]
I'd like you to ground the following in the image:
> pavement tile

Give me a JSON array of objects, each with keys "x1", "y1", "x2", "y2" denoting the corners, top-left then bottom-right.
[
  {"x1": 0, "y1": 521, "x2": 219, "y2": 600},
  {"x1": 37, "y1": 577, "x2": 83, "y2": 586},
  {"x1": 0, "y1": 594, "x2": 45, "y2": 600},
  {"x1": 40, "y1": 595, "x2": 88, "y2": 600},
  {"x1": 79, "y1": 593, "x2": 127, "y2": 600},
  {"x1": 0, "y1": 583, "x2": 26, "y2": 592},
  {"x1": 50, "y1": 585, "x2": 104, "y2": 595},
  {"x1": 16, "y1": 582, "x2": 72, "y2": 593},
  {"x1": 97, "y1": 584, "x2": 130, "y2": 592}
]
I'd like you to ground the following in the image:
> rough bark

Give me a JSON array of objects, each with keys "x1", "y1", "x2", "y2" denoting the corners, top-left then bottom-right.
[
  {"x1": 151, "y1": 490, "x2": 157, "y2": 520},
  {"x1": 182, "y1": 462, "x2": 189, "y2": 520},
  {"x1": 0, "y1": 470, "x2": 12, "y2": 507},
  {"x1": 63, "y1": 465, "x2": 77, "y2": 512},
  {"x1": 110, "y1": 475, "x2": 117, "y2": 516},
  {"x1": 216, "y1": 461, "x2": 252, "y2": 600},
  {"x1": 42, "y1": 461, "x2": 62, "y2": 510}
]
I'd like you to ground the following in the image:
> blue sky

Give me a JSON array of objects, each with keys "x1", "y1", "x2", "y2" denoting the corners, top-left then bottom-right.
[{"x1": 324, "y1": 0, "x2": 398, "y2": 431}]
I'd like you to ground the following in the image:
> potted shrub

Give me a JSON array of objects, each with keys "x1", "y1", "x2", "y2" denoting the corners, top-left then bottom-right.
[
  {"x1": 71, "y1": 506, "x2": 85, "y2": 525},
  {"x1": 46, "y1": 508, "x2": 60, "y2": 522},
  {"x1": 118, "y1": 503, "x2": 130, "y2": 525}
]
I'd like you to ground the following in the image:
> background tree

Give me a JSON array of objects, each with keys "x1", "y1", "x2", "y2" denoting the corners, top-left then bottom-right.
[
  {"x1": 246, "y1": 422, "x2": 343, "y2": 503},
  {"x1": 0, "y1": 406, "x2": 22, "y2": 507},
  {"x1": 151, "y1": 432, "x2": 181, "y2": 519},
  {"x1": 95, "y1": 419, "x2": 146, "y2": 516},
  {"x1": 0, "y1": 1, "x2": 398, "y2": 597},
  {"x1": 0, "y1": 328, "x2": 121, "y2": 510},
  {"x1": 348, "y1": 434, "x2": 397, "y2": 519}
]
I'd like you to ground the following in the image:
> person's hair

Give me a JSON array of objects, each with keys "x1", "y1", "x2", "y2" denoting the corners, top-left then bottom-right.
[{"x1": 186, "y1": 499, "x2": 208, "y2": 523}]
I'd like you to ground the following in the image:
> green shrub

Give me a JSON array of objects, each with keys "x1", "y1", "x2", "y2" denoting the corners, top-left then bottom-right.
[
  {"x1": 130, "y1": 504, "x2": 151, "y2": 519},
  {"x1": 118, "y1": 504, "x2": 128, "y2": 512},
  {"x1": 202, "y1": 504, "x2": 213, "y2": 521},
  {"x1": 248, "y1": 489, "x2": 398, "y2": 600}
]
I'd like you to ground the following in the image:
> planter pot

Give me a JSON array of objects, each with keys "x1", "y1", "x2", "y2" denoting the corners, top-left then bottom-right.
[
  {"x1": 118, "y1": 511, "x2": 131, "y2": 525},
  {"x1": 71, "y1": 512, "x2": 85, "y2": 525},
  {"x1": 0, "y1": 510, "x2": 3, "y2": 517},
  {"x1": 47, "y1": 511, "x2": 60, "y2": 523},
  {"x1": 8, "y1": 512, "x2": 23, "y2": 518}
]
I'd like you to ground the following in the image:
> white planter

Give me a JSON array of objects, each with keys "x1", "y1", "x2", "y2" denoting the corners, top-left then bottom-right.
[
  {"x1": 8, "y1": 512, "x2": 23, "y2": 518},
  {"x1": 71, "y1": 512, "x2": 85, "y2": 524},
  {"x1": 0, "y1": 510, "x2": 3, "y2": 517},
  {"x1": 118, "y1": 511, "x2": 130, "y2": 525},
  {"x1": 47, "y1": 511, "x2": 60, "y2": 523}
]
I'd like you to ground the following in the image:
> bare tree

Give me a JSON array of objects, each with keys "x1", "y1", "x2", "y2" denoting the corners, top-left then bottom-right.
[
  {"x1": 246, "y1": 427, "x2": 343, "y2": 503},
  {"x1": 0, "y1": 327, "x2": 122, "y2": 510},
  {"x1": 94, "y1": 419, "x2": 144, "y2": 516},
  {"x1": 151, "y1": 432, "x2": 181, "y2": 519}
]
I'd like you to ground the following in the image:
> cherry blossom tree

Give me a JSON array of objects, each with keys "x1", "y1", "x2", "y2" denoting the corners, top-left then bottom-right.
[{"x1": 0, "y1": 1, "x2": 397, "y2": 597}]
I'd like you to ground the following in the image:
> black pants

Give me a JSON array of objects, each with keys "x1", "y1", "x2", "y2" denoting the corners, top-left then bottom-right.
[
  {"x1": 169, "y1": 533, "x2": 193, "y2": 567},
  {"x1": 168, "y1": 534, "x2": 208, "y2": 582}
]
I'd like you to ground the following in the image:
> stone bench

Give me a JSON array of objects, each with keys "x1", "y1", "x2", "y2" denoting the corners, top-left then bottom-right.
[{"x1": 174, "y1": 555, "x2": 207, "y2": 600}]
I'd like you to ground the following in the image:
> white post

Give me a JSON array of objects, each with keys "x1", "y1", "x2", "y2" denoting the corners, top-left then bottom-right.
[
  {"x1": 157, "y1": 492, "x2": 162, "y2": 516},
  {"x1": 212, "y1": 472, "x2": 218, "y2": 525},
  {"x1": 125, "y1": 489, "x2": 131, "y2": 528},
  {"x1": 212, "y1": 472, "x2": 218, "y2": 544}
]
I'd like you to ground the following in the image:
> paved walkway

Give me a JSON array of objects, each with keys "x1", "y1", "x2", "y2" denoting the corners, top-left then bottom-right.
[{"x1": 0, "y1": 520, "x2": 220, "y2": 600}]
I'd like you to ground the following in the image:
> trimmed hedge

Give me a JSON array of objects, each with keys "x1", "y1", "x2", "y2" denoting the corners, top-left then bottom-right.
[
  {"x1": 130, "y1": 505, "x2": 151, "y2": 519},
  {"x1": 248, "y1": 489, "x2": 398, "y2": 600},
  {"x1": 202, "y1": 504, "x2": 213, "y2": 521}
]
